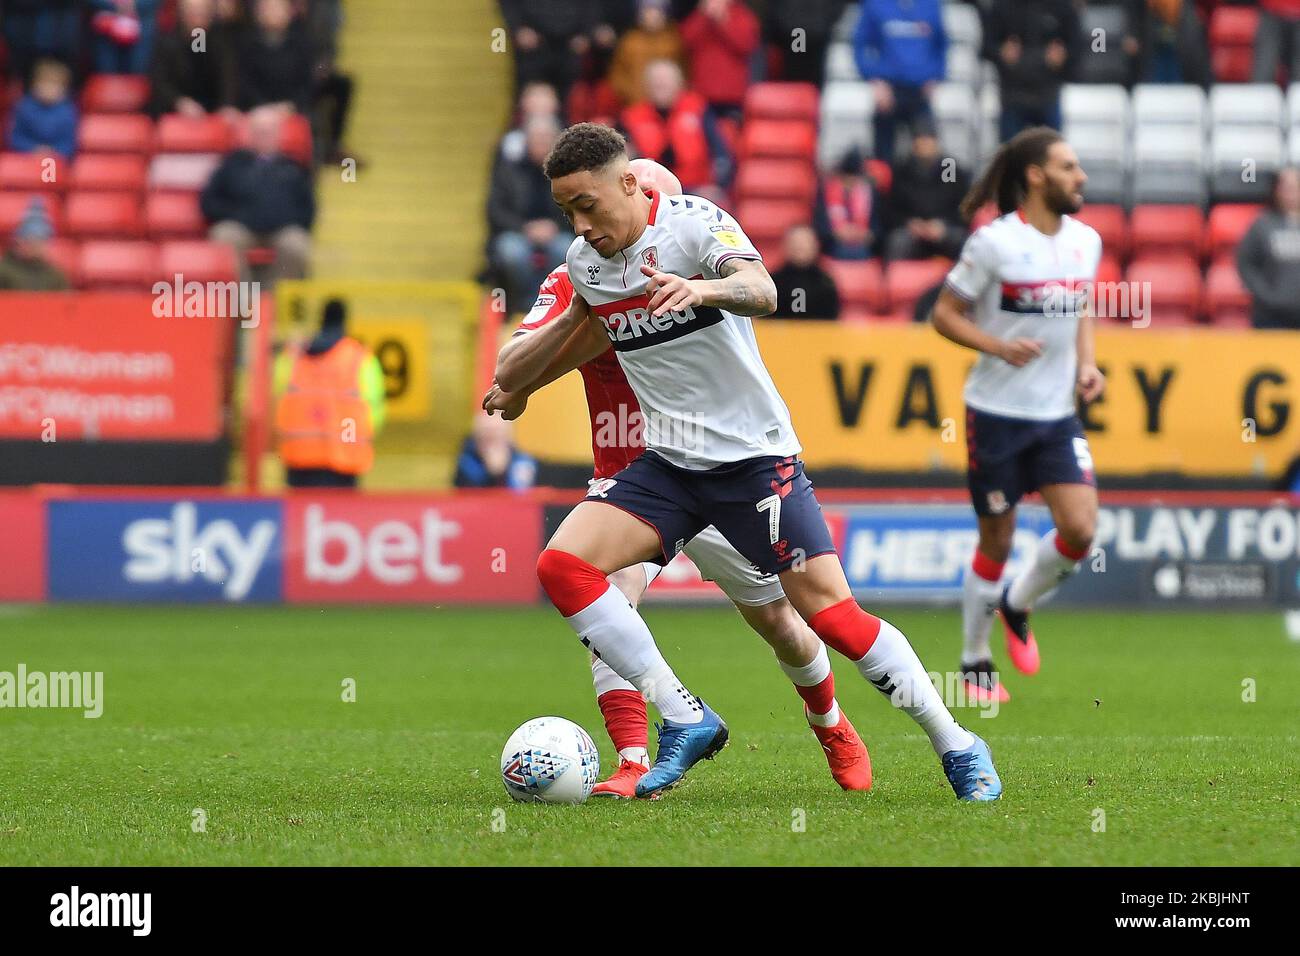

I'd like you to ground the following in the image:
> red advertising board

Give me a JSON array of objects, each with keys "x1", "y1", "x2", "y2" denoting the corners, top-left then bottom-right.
[
  {"x1": 0, "y1": 491, "x2": 45, "y2": 600},
  {"x1": 282, "y1": 495, "x2": 542, "y2": 603},
  {"x1": 0, "y1": 293, "x2": 229, "y2": 440}
]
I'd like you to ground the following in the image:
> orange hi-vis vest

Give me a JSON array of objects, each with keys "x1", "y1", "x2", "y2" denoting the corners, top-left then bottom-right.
[{"x1": 276, "y1": 337, "x2": 374, "y2": 475}]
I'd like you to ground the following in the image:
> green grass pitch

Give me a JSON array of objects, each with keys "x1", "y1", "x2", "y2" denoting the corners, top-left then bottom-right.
[{"x1": 0, "y1": 604, "x2": 1296, "y2": 866}]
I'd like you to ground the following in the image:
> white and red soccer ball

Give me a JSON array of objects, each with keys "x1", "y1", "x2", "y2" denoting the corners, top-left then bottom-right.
[{"x1": 500, "y1": 716, "x2": 600, "y2": 804}]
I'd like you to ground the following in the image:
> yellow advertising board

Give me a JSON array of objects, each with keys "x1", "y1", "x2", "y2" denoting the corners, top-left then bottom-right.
[{"x1": 514, "y1": 323, "x2": 1300, "y2": 479}]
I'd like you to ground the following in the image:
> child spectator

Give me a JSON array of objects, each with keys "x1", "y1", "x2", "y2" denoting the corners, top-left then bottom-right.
[
  {"x1": 817, "y1": 149, "x2": 880, "y2": 260},
  {"x1": 8, "y1": 59, "x2": 78, "y2": 161}
]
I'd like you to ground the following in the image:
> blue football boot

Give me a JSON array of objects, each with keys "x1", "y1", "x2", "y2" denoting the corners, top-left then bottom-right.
[
  {"x1": 942, "y1": 734, "x2": 1003, "y2": 802},
  {"x1": 635, "y1": 700, "x2": 729, "y2": 798}
]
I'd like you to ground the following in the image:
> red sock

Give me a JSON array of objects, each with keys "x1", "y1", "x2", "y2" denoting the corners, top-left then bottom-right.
[
  {"x1": 1054, "y1": 533, "x2": 1089, "y2": 562},
  {"x1": 596, "y1": 689, "x2": 648, "y2": 760},
  {"x1": 536, "y1": 549, "x2": 609, "y2": 616},
  {"x1": 793, "y1": 672, "x2": 836, "y2": 716},
  {"x1": 809, "y1": 598, "x2": 882, "y2": 661},
  {"x1": 971, "y1": 549, "x2": 1005, "y2": 582}
]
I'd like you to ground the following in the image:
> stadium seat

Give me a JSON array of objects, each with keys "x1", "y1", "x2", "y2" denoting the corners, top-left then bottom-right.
[
  {"x1": 734, "y1": 198, "x2": 812, "y2": 253},
  {"x1": 942, "y1": 2, "x2": 982, "y2": 50},
  {"x1": 1133, "y1": 84, "x2": 1206, "y2": 129},
  {"x1": 932, "y1": 83, "x2": 978, "y2": 169},
  {"x1": 824, "y1": 42, "x2": 858, "y2": 83},
  {"x1": 945, "y1": 44, "x2": 979, "y2": 86},
  {"x1": 145, "y1": 190, "x2": 206, "y2": 239},
  {"x1": 1129, "y1": 205, "x2": 1204, "y2": 261},
  {"x1": 65, "y1": 191, "x2": 145, "y2": 238},
  {"x1": 81, "y1": 74, "x2": 150, "y2": 115},
  {"x1": 45, "y1": 238, "x2": 80, "y2": 285},
  {"x1": 1205, "y1": 203, "x2": 1264, "y2": 261},
  {"x1": 819, "y1": 81, "x2": 873, "y2": 168},
  {"x1": 158, "y1": 240, "x2": 240, "y2": 284},
  {"x1": 738, "y1": 120, "x2": 817, "y2": 161},
  {"x1": 1203, "y1": 258, "x2": 1252, "y2": 326},
  {"x1": 743, "y1": 83, "x2": 818, "y2": 123},
  {"x1": 1126, "y1": 257, "x2": 1203, "y2": 326},
  {"x1": 884, "y1": 259, "x2": 950, "y2": 316},
  {"x1": 823, "y1": 258, "x2": 886, "y2": 315},
  {"x1": 1131, "y1": 124, "x2": 1207, "y2": 205},
  {"x1": 1077, "y1": 5, "x2": 1133, "y2": 84},
  {"x1": 1209, "y1": 84, "x2": 1284, "y2": 129},
  {"x1": 1210, "y1": 127, "x2": 1283, "y2": 202},
  {"x1": 1095, "y1": 253, "x2": 1123, "y2": 293},
  {"x1": 1071, "y1": 204, "x2": 1128, "y2": 261},
  {"x1": 0, "y1": 192, "x2": 63, "y2": 238},
  {"x1": 78, "y1": 114, "x2": 155, "y2": 154},
  {"x1": 70, "y1": 154, "x2": 148, "y2": 194},
  {"x1": 865, "y1": 158, "x2": 891, "y2": 195},
  {"x1": 156, "y1": 113, "x2": 232, "y2": 153},
  {"x1": 228, "y1": 110, "x2": 313, "y2": 166},
  {"x1": 78, "y1": 240, "x2": 158, "y2": 290},
  {"x1": 1062, "y1": 84, "x2": 1130, "y2": 134},
  {"x1": 148, "y1": 152, "x2": 221, "y2": 192},
  {"x1": 1209, "y1": 5, "x2": 1259, "y2": 83},
  {"x1": 0, "y1": 151, "x2": 65, "y2": 192},
  {"x1": 733, "y1": 158, "x2": 817, "y2": 204}
]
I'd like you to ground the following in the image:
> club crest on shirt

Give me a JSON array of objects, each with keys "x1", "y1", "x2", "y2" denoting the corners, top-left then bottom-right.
[{"x1": 641, "y1": 246, "x2": 659, "y2": 270}]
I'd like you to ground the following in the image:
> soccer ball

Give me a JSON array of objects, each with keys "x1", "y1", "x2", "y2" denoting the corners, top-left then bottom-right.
[{"x1": 500, "y1": 716, "x2": 600, "y2": 804}]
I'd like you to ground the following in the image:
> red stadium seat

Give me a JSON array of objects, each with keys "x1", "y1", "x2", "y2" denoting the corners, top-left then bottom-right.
[
  {"x1": 1209, "y1": 6, "x2": 1258, "y2": 83},
  {"x1": 70, "y1": 154, "x2": 148, "y2": 194},
  {"x1": 145, "y1": 190, "x2": 206, "y2": 238},
  {"x1": 229, "y1": 111, "x2": 314, "y2": 165},
  {"x1": 78, "y1": 240, "x2": 159, "y2": 290},
  {"x1": 734, "y1": 198, "x2": 812, "y2": 247},
  {"x1": 156, "y1": 113, "x2": 233, "y2": 153},
  {"x1": 743, "y1": 83, "x2": 819, "y2": 123},
  {"x1": 45, "y1": 238, "x2": 80, "y2": 286},
  {"x1": 158, "y1": 240, "x2": 239, "y2": 284},
  {"x1": 0, "y1": 192, "x2": 63, "y2": 238},
  {"x1": 1203, "y1": 258, "x2": 1252, "y2": 325},
  {"x1": 865, "y1": 158, "x2": 892, "y2": 196},
  {"x1": 885, "y1": 259, "x2": 951, "y2": 315},
  {"x1": 1129, "y1": 205, "x2": 1204, "y2": 262},
  {"x1": 823, "y1": 258, "x2": 886, "y2": 314},
  {"x1": 1072, "y1": 204, "x2": 1128, "y2": 261},
  {"x1": 0, "y1": 151, "x2": 66, "y2": 192},
  {"x1": 737, "y1": 120, "x2": 817, "y2": 161},
  {"x1": 65, "y1": 191, "x2": 145, "y2": 238},
  {"x1": 1125, "y1": 257, "x2": 1203, "y2": 326},
  {"x1": 1206, "y1": 203, "x2": 1264, "y2": 262},
  {"x1": 81, "y1": 74, "x2": 151, "y2": 115},
  {"x1": 148, "y1": 152, "x2": 221, "y2": 192},
  {"x1": 78, "y1": 114, "x2": 154, "y2": 154},
  {"x1": 733, "y1": 158, "x2": 817, "y2": 204}
]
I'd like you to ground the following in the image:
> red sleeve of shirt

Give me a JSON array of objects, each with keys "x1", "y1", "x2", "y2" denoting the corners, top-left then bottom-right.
[{"x1": 517, "y1": 266, "x2": 574, "y2": 333}]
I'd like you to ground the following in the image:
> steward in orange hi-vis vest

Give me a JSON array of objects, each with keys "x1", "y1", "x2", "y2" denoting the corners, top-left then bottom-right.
[{"x1": 275, "y1": 336, "x2": 383, "y2": 478}]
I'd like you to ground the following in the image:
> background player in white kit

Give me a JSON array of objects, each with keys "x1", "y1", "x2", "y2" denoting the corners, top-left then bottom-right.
[
  {"x1": 517, "y1": 123, "x2": 1000, "y2": 800},
  {"x1": 931, "y1": 127, "x2": 1105, "y2": 702}
]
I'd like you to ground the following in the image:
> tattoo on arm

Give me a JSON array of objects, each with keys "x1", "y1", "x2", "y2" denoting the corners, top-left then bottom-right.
[{"x1": 710, "y1": 258, "x2": 778, "y2": 316}]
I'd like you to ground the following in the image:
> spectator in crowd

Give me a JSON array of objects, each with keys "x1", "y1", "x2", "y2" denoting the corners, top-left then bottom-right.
[
  {"x1": 275, "y1": 298, "x2": 386, "y2": 489},
  {"x1": 2, "y1": 1, "x2": 82, "y2": 84},
  {"x1": 1124, "y1": 0, "x2": 1211, "y2": 86},
  {"x1": 486, "y1": 117, "x2": 571, "y2": 311},
  {"x1": 852, "y1": 0, "x2": 946, "y2": 163},
  {"x1": 680, "y1": 0, "x2": 761, "y2": 119},
  {"x1": 982, "y1": 0, "x2": 1079, "y2": 141},
  {"x1": 885, "y1": 120, "x2": 967, "y2": 261},
  {"x1": 766, "y1": 0, "x2": 847, "y2": 85},
  {"x1": 201, "y1": 105, "x2": 316, "y2": 283},
  {"x1": 771, "y1": 225, "x2": 840, "y2": 320},
  {"x1": 8, "y1": 59, "x2": 78, "y2": 161},
  {"x1": 1236, "y1": 167, "x2": 1300, "y2": 330},
  {"x1": 454, "y1": 412, "x2": 538, "y2": 490},
  {"x1": 816, "y1": 148, "x2": 880, "y2": 260},
  {"x1": 149, "y1": 0, "x2": 238, "y2": 118},
  {"x1": 621, "y1": 59, "x2": 730, "y2": 191},
  {"x1": 0, "y1": 198, "x2": 69, "y2": 291},
  {"x1": 500, "y1": 0, "x2": 598, "y2": 101},
  {"x1": 238, "y1": 0, "x2": 315, "y2": 114},
  {"x1": 90, "y1": 0, "x2": 161, "y2": 75},
  {"x1": 1252, "y1": 0, "x2": 1300, "y2": 84},
  {"x1": 609, "y1": 0, "x2": 684, "y2": 106},
  {"x1": 308, "y1": 0, "x2": 359, "y2": 165},
  {"x1": 496, "y1": 82, "x2": 563, "y2": 167}
]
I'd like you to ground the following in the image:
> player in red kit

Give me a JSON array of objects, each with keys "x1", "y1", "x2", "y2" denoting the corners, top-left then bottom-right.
[{"x1": 483, "y1": 160, "x2": 871, "y2": 798}]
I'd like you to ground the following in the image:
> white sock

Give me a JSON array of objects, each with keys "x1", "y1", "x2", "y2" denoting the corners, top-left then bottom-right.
[
  {"x1": 776, "y1": 644, "x2": 840, "y2": 727},
  {"x1": 851, "y1": 618, "x2": 974, "y2": 756},
  {"x1": 961, "y1": 562, "x2": 1004, "y2": 667},
  {"x1": 591, "y1": 654, "x2": 637, "y2": 696},
  {"x1": 566, "y1": 585, "x2": 703, "y2": 724},
  {"x1": 1007, "y1": 530, "x2": 1084, "y2": 612}
]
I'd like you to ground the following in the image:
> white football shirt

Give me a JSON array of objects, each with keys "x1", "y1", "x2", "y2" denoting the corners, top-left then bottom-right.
[
  {"x1": 945, "y1": 210, "x2": 1102, "y2": 421},
  {"x1": 565, "y1": 191, "x2": 800, "y2": 470}
]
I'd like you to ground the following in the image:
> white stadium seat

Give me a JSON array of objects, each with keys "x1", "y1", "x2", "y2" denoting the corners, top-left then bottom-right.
[
  {"x1": 1209, "y1": 84, "x2": 1285, "y2": 129},
  {"x1": 825, "y1": 41, "x2": 859, "y2": 83},
  {"x1": 1133, "y1": 84, "x2": 1206, "y2": 129}
]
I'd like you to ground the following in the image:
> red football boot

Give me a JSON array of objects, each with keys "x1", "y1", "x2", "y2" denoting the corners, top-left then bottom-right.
[
  {"x1": 808, "y1": 708, "x2": 872, "y2": 791},
  {"x1": 590, "y1": 758, "x2": 649, "y2": 799}
]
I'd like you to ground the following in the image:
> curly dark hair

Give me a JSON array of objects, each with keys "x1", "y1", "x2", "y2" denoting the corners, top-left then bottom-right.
[{"x1": 543, "y1": 123, "x2": 627, "y2": 180}]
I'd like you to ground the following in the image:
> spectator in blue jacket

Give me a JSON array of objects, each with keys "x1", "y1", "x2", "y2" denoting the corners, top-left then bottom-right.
[
  {"x1": 8, "y1": 59, "x2": 78, "y2": 161},
  {"x1": 454, "y1": 413, "x2": 538, "y2": 491},
  {"x1": 852, "y1": 0, "x2": 947, "y2": 163}
]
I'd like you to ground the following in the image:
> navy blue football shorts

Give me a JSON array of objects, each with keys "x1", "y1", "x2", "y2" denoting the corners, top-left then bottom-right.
[
  {"x1": 583, "y1": 451, "x2": 837, "y2": 575},
  {"x1": 965, "y1": 406, "x2": 1096, "y2": 516}
]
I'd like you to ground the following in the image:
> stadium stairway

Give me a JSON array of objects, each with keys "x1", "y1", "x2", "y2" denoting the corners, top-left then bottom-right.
[{"x1": 312, "y1": 0, "x2": 512, "y2": 280}]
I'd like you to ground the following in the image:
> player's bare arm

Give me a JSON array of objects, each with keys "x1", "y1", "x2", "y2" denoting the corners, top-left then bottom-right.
[
  {"x1": 1074, "y1": 305, "x2": 1105, "y2": 402},
  {"x1": 640, "y1": 258, "x2": 778, "y2": 318},
  {"x1": 931, "y1": 285, "x2": 1044, "y2": 367},
  {"x1": 494, "y1": 294, "x2": 595, "y2": 392},
  {"x1": 484, "y1": 318, "x2": 609, "y2": 420}
]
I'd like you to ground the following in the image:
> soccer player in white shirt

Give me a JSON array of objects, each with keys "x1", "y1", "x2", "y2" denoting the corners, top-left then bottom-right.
[
  {"x1": 931, "y1": 127, "x2": 1106, "y2": 703},
  {"x1": 497, "y1": 123, "x2": 1001, "y2": 801}
]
